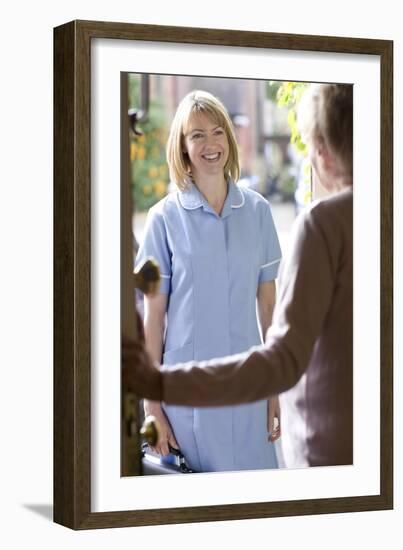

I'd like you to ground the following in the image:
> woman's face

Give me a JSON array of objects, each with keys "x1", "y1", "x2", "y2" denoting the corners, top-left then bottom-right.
[{"x1": 182, "y1": 112, "x2": 229, "y2": 181}]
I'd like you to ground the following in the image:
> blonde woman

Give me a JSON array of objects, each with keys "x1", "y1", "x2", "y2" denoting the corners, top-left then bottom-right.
[
  {"x1": 127, "y1": 83, "x2": 353, "y2": 468},
  {"x1": 135, "y1": 90, "x2": 282, "y2": 472}
]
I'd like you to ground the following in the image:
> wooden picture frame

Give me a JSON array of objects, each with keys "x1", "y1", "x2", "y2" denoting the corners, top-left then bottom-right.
[{"x1": 54, "y1": 19, "x2": 393, "y2": 529}]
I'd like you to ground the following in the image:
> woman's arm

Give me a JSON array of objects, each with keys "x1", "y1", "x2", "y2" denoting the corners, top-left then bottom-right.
[
  {"x1": 257, "y1": 281, "x2": 281, "y2": 443},
  {"x1": 143, "y1": 293, "x2": 167, "y2": 364},
  {"x1": 143, "y1": 293, "x2": 179, "y2": 455},
  {"x1": 257, "y1": 280, "x2": 276, "y2": 339}
]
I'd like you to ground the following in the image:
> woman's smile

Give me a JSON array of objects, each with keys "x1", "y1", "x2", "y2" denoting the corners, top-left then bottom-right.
[{"x1": 201, "y1": 152, "x2": 221, "y2": 162}]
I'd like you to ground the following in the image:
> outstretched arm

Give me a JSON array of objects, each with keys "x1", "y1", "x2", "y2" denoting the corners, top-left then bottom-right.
[
  {"x1": 124, "y1": 204, "x2": 338, "y2": 408},
  {"x1": 160, "y1": 206, "x2": 336, "y2": 406}
]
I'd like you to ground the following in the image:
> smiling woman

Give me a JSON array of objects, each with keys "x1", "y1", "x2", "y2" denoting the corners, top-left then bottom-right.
[
  {"x1": 135, "y1": 90, "x2": 283, "y2": 473},
  {"x1": 183, "y1": 116, "x2": 229, "y2": 188},
  {"x1": 166, "y1": 90, "x2": 240, "y2": 191}
]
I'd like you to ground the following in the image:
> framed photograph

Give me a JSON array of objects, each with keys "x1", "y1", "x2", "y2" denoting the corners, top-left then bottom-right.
[{"x1": 54, "y1": 20, "x2": 393, "y2": 529}]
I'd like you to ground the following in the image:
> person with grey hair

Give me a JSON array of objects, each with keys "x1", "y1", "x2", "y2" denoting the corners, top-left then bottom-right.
[{"x1": 126, "y1": 83, "x2": 353, "y2": 468}]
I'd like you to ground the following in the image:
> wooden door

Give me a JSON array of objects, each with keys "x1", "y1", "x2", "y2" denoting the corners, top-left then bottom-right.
[{"x1": 121, "y1": 72, "x2": 142, "y2": 476}]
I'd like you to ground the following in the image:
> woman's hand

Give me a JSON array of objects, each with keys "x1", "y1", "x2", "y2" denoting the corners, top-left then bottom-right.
[
  {"x1": 267, "y1": 395, "x2": 281, "y2": 442},
  {"x1": 144, "y1": 400, "x2": 179, "y2": 456}
]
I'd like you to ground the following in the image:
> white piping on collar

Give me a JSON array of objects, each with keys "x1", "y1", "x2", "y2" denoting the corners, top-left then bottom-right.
[
  {"x1": 178, "y1": 199, "x2": 202, "y2": 210},
  {"x1": 178, "y1": 182, "x2": 245, "y2": 210},
  {"x1": 231, "y1": 186, "x2": 245, "y2": 208},
  {"x1": 177, "y1": 184, "x2": 203, "y2": 210}
]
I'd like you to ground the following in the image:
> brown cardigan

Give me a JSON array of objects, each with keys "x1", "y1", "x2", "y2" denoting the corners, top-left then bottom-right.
[{"x1": 161, "y1": 188, "x2": 353, "y2": 467}]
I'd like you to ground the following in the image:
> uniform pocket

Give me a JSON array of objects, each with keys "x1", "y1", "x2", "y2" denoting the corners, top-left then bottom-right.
[{"x1": 162, "y1": 342, "x2": 193, "y2": 365}]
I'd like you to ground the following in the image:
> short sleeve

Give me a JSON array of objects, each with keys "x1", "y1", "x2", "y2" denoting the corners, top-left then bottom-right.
[
  {"x1": 135, "y1": 206, "x2": 172, "y2": 294},
  {"x1": 259, "y1": 202, "x2": 282, "y2": 283}
]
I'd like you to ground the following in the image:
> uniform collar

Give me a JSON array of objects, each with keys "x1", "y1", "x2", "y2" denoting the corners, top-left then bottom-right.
[{"x1": 178, "y1": 181, "x2": 244, "y2": 217}]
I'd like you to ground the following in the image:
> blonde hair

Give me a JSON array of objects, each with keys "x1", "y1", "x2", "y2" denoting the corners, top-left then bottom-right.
[
  {"x1": 298, "y1": 83, "x2": 353, "y2": 179},
  {"x1": 166, "y1": 90, "x2": 241, "y2": 190}
]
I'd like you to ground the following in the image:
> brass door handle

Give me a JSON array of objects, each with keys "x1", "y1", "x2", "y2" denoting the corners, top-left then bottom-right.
[
  {"x1": 140, "y1": 415, "x2": 161, "y2": 447},
  {"x1": 132, "y1": 257, "x2": 162, "y2": 448}
]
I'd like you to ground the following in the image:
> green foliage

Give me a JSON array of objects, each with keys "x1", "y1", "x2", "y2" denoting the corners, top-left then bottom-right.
[
  {"x1": 128, "y1": 75, "x2": 169, "y2": 212},
  {"x1": 266, "y1": 81, "x2": 282, "y2": 102},
  {"x1": 277, "y1": 81, "x2": 309, "y2": 155},
  {"x1": 273, "y1": 81, "x2": 312, "y2": 205},
  {"x1": 302, "y1": 157, "x2": 312, "y2": 204}
]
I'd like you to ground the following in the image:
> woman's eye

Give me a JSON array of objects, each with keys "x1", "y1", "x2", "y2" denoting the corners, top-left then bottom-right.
[{"x1": 191, "y1": 133, "x2": 203, "y2": 139}]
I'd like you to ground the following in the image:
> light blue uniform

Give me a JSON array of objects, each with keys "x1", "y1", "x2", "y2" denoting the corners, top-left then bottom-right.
[{"x1": 136, "y1": 182, "x2": 282, "y2": 472}]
